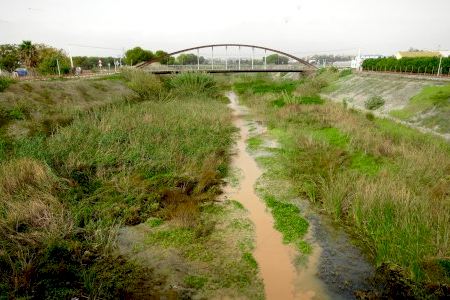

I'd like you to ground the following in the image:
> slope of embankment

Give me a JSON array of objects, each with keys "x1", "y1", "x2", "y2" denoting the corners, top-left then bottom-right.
[{"x1": 322, "y1": 72, "x2": 450, "y2": 138}]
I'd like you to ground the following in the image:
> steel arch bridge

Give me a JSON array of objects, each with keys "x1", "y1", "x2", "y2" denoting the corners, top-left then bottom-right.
[{"x1": 136, "y1": 44, "x2": 317, "y2": 74}]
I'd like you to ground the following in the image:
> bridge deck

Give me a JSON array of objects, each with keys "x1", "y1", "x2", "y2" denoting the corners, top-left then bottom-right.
[{"x1": 148, "y1": 69, "x2": 308, "y2": 74}]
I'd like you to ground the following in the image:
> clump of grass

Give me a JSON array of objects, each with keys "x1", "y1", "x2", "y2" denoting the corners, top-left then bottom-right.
[
  {"x1": 184, "y1": 275, "x2": 208, "y2": 289},
  {"x1": 247, "y1": 136, "x2": 263, "y2": 150},
  {"x1": 264, "y1": 195, "x2": 309, "y2": 244},
  {"x1": 0, "y1": 76, "x2": 15, "y2": 92},
  {"x1": 169, "y1": 72, "x2": 219, "y2": 98},
  {"x1": 242, "y1": 252, "x2": 258, "y2": 269},
  {"x1": 122, "y1": 69, "x2": 170, "y2": 101},
  {"x1": 365, "y1": 95, "x2": 385, "y2": 110},
  {"x1": 275, "y1": 92, "x2": 325, "y2": 106},
  {"x1": 234, "y1": 77, "x2": 297, "y2": 95},
  {"x1": 339, "y1": 68, "x2": 352, "y2": 77}
]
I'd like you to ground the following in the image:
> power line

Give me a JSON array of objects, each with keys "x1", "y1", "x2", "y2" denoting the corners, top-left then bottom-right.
[{"x1": 68, "y1": 44, "x2": 123, "y2": 51}]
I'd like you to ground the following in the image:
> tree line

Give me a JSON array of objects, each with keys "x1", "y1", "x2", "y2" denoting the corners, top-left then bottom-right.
[
  {"x1": 0, "y1": 41, "x2": 294, "y2": 76},
  {"x1": 362, "y1": 57, "x2": 450, "y2": 75}
]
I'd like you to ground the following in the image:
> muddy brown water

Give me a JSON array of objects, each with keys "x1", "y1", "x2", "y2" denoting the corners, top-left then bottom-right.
[{"x1": 225, "y1": 92, "x2": 331, "y2": 300}]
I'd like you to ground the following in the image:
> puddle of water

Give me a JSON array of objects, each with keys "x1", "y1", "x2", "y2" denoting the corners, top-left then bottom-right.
[{"x1": 225, "y1": 92, "x2": 330, "y2": 300}]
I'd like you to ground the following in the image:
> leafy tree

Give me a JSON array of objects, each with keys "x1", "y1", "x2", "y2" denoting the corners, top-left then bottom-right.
[
  {"x1": 36, "y1": 46, "x2": 71, "y2": 75},
  {"x1": 72, "y1": 56, "x2": 116, "y2": 70},
  {"x1": 266, "y1": 54, "x2": 289, "y2": 65},
  {"x1": 154, "y1": 50, "x2": 175, "y2": 65},
  {"x1": 124, "y1": 47, "x2": 153, "y2": 66},
  {"x1": 176, "y1": 53, "x2": 205, "y2": 65},
  {"x1": 362, "y1": 57, "x2": 450, "y2": 75},
  {"x1": 0, "y1": 44, "x2": 20, "y2": 72},
  {"x1": 18, "y1": 40, "x2": 37, "y2": 68}
]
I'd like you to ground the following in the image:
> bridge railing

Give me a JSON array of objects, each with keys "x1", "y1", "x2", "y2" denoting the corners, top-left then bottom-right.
[{"x1": 145, "y1": 63, "x2": 308, "y2": 72}]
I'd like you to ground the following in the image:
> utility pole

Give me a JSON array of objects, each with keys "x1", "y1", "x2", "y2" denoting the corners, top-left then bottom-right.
[
  {"x1": 56, "y1": 59, "x2": 61, "y2": 76},
  {"x1": 437, "y1": 56, "x2": 443, "y2": 76}
]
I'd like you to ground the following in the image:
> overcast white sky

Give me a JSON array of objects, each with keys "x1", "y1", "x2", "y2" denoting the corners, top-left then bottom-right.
[{"x1": 0, "y1": 0, "x2": 449, "y2": 57}]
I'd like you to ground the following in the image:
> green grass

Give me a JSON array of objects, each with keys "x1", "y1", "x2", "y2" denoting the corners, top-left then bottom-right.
[
  {"x1": 390, "y1": 84, "x2": 450, "y2": 133},
  {"x1": 350, "y1": 151, "x2": 381, "y2": 176},
  {"x1": 0, "y1": 76, "x2": 15, "y2": 92},
  {"x1": 234, "y1": 77, "x2": 297, "y2": 95},
  {"x1": 0, "y1": 71, "x2": 240, "y2": 298},
  {"x1": 247, "y1": 136, "x2": 263, "y2": 150},
  {"x1": 146, "y1": 228, "x2": 196, "y2": 247},
  {"x1": 242, "y1": 252, "x2": 258, "y2": 269},
  {"x1": 146, "y1": 217, "x2": 163, "y2": 227},
  {"x1": 311, "y1": 127, "x2": 349, "y2": 147},
  {"x1": 184, "y1": 275, "x2": 208, "y2": 289},
  {"x1": 264, "y1": 195, "x2": 309, "y2": 245}
]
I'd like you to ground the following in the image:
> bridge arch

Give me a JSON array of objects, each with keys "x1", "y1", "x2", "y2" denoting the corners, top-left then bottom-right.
[{"x1": 137, "y1": 43, "x2": 317, "y2": 70}]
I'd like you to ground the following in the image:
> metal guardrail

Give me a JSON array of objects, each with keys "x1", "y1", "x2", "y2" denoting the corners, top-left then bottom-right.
[{"x1": 145, "y1": 64, "x2": 308, "y2": 73}]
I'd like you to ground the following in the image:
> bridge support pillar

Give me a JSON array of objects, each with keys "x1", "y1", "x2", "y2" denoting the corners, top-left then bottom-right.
[
  {"x1": 264, "y1": 49, "x2": 267, "y2": 70},
  {"x1": 225, "y1": 46, "x2": 228, "y2": 70},
  {"x1": 211, "y1": 46, "x2": 214, "y2": 70},
  {"x1": 252, "y1": 47, "x2": 254, "y2": 70},
  {"x1": 238, "y1": 46, "x2": 241, "y2": 70},
  {"x1": 197, "y1": 49, "x2": 200, "y2": 70}
]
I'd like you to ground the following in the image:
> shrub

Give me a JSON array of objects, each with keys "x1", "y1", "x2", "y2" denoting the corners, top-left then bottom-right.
[
  {"x1": 365, "y1": 96, "x2": 385, "y2": 110},
  {"x1": 0, "y1": 76, "x2": 15, "y2": 92},
  {"x1": 339, "y1": 68, "x2": 352, "y2": 77},
  {"x1": 169, "y1": 72, "x2": 218, "y2": 98},
  {"x1": 122, "y1": 69, "x2": 168, "y2": 101},
  {"x1": 366, "y1": 112, "x2": 375, "y2": 121}
]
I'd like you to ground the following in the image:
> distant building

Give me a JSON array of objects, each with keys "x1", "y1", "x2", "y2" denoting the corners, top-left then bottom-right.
[
  {"x1": 351, "y1": 54, "x2": 383, "y2": 69},
  {"x1": 333, "y1": 61, "x2": 352, "y2": 68},
  {"x1": 395, "y1": 51, "x2": 440, "y2": 59},
  {"x1": 438, "y1": 50, "x2": 450, "y2": 57}
]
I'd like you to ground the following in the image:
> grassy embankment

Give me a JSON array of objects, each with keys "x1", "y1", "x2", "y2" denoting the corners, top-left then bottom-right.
[
  {"x1": 390, "y1": 84, "x2": 450, "y2": 134},
  {"x1": 233, "y1": 70, "x2": 450, "y2": 297},
  {"x1": 321, "y1": 72, "x2": 450, "y2": 135},
  {"x1": 0, "y1": 71, "x2": 262, "y2": 298}
]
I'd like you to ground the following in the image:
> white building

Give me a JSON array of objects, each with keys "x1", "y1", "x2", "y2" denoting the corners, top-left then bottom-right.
[
  {"x1": 439, "y1": 50, "x2": 450, "y2": 57},
  {"x1": 351, "y1": 54, "x2": 383, "y2": 69}
]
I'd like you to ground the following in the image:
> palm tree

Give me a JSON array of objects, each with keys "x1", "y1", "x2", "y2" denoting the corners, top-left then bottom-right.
[{"x1": 19, "y1": 40, "x2": 36, "y2": 68}]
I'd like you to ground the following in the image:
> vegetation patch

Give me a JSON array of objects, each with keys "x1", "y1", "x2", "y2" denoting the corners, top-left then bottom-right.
[
  {"x1": 236, "y1": 74, "x2": 450, "y2": 296},
  {"x1": 247, "y1": 136, "x2": 263, "y2": 150},
  {"x1": 390, "y1": 84, "x2": 450, "y2": 133},
  {"x1": 350, "y1": 151, "x2": 381, "y2": 176},
  {"x1": 234, "y1": 77, "x2": 297, "y2": 94},
  {"x1": 0, "y1": 76, "x2": 15, "y2": 92},
  {"x1": 365, "y1": 95, "x2": 385, "y2": 110},
  {"x1": 311, "y1": 127, "x2": 349, "y2": 148},
  {"x1": 264, "y1": 195, "x2": 309, "y2": 244},
  {"x1": 0, "y1": 71, "x2": 245, "y2": 298}
]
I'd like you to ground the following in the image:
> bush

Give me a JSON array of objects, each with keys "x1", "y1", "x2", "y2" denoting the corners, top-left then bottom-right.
[
  {"x1": 0, "y1": 76, "x2": 15, "y2": 92},
  {"x1": 365, "y1": 96, "x2": 385, "y2": 110},
  {"x1": 169, "y1": 72, "x2": 218, "y2": 98},
  {"x1": 339, "y1": 69, "x2": 352, "y2": 77},
  {"x1": 122, "y1": 69, "x2": 168, "y2": 101}
]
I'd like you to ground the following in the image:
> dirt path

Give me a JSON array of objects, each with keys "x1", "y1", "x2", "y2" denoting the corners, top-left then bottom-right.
[{"x1": 225, "y1": 92, "x2": 330, "y2": 300}]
